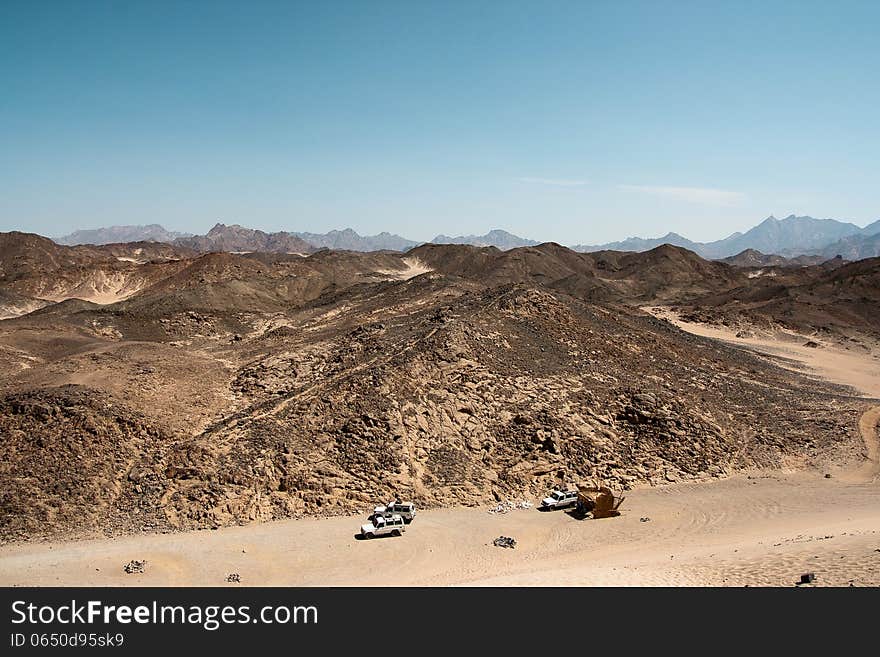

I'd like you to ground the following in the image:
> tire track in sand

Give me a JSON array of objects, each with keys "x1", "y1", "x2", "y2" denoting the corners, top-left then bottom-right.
[{"x1": 856, "y1": 406, "x2": 880, "y2": 481}]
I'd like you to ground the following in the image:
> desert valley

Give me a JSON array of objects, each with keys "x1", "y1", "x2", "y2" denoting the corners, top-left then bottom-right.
[{"x1": 0, "y1": 223, "x2": 877, "y2": 586}]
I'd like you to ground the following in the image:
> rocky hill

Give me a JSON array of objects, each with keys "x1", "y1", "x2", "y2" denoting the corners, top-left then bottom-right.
[
  {"x1": 0, "y1": 232, "x2": 192, "y2": 307},
  {"x1": 676, "y1": 256, "x2": 880, "y2": 338}
]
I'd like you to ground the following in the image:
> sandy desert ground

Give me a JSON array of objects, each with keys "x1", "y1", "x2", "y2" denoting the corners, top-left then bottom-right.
[
  {"x1": 0, "y1": 471, "x2": 877, "y2": 587},
  {"x1": 1, "y1": 317, "x2": 877, "y2": 587}
]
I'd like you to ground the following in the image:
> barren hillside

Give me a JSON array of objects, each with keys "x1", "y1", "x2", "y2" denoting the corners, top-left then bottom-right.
[{"x1": 676, "y1": 256, "x2": 880, "y2": 339}]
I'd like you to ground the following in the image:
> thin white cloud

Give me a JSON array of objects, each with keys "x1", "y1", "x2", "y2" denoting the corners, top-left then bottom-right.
[
  {"x1": 618, "y1": 184, "x2": 745, "y2": 207},
  {"x1": 518, "y1": 177, "x2": 588, "y2": 187}
]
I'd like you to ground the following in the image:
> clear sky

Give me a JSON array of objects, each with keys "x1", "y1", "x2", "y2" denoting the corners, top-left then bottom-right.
[{"x1": 1, "y1": 0, "x2": 878, "y2": 244}]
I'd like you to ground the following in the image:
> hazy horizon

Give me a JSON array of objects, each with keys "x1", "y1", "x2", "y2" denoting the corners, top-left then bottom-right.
[
  {"x1": 2, "y1": 1, "x2": 879, "y2": 243},
  {"x1": 43, "y1": 212, "x2": 880, "y2": 247}
]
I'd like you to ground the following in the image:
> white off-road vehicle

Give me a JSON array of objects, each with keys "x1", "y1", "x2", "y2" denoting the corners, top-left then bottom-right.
[
  {"x1": 540, "y1": 489, "x2": 579, "y2": 509},
  {"x1": 372, "y1": 501, "x2": 417, "y2": 523},
  {"x1": 360, "y1": 513, "x2": 407, "y2": 539}
]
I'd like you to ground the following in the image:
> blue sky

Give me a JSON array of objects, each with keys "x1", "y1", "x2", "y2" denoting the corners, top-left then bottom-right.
[{"x1": 1, "y1": 0, "x2": 878, "y2": 244}]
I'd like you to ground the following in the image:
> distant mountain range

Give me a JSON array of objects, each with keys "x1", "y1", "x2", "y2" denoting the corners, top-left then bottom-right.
[
  {"x1": 575, "y1": 215, "x2": 880, "y2": 260},
  {"x1": 571, "y1": 231, "x2": 700, "y2": 254},
  {"x1": 291, "y1": 228, "x2": 420, "y2": 252},
  {"x1": 51, "y1": 214, "x2": 880, "y2": 259},
  {"x1": 429, "y1": 229, "x2": 540, "y2": 250},
  {"x1": 54, "y1": 224, "x2": 540, "y2": 253},
  {"x1": 718, "y1": 249, "x2": 832, "y2": 268},
  {"x1": 174, "y1": 224, "x2": 315, "y2": 254},
  {"x1": 55, "y1": 224, "x2": 193, "y2": 245},
  {"x1": 817, "y1": 226, "x2": 880, "y2": 260}
]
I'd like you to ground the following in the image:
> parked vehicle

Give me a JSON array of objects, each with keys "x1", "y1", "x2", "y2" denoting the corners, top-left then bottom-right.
[
  {"x1": 360, "y1": 513, "x2": 407, "y2": 539},
  {"x1": 372, "y1": 501, "x2": 417, "y2": 523},
  {"x1": 540, "y1": 489, "x2": 579, "y2": 509}
]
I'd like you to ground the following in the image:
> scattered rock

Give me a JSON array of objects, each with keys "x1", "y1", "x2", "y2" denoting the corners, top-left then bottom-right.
[
  {"x1": 493, "y1": 536, "x2": 517, "y2": 549},
  {"x1": 226, "y1": 573, "x2": 241, "y2": 583},
  {"x1": 632, "y1": 392, "x2": 658, "y2": 408},
  {"x1": 488, "y1": 500, "x2": 532, "y2": 514},
  {"x1": 123, "y1": 560, "x2": 146, "y2": 574},
  {"x1": 796, "y1": 572, "x2": 816, "y2": 586}
]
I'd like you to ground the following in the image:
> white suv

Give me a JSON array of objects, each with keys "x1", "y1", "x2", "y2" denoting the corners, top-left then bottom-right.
[
  {"x1": 540, "y1": 489, "x2": 579, "y2": 509},
  {"x1": 360, "y1": 513, "x2": 407, "y2": 539},
  {"x1": 372, "y1": 501, "x2": 416, "y2": 523}
]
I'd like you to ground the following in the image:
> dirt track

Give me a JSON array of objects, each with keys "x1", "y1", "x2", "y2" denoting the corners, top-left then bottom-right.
[{"x1": 857, "y1": 406, "x2": 880, "y2": 478}]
